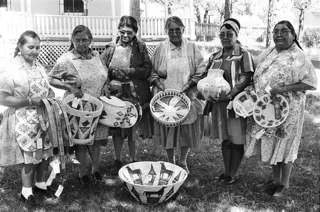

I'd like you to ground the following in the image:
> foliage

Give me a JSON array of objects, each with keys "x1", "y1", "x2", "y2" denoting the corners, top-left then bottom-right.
[{"x1": 301, "y1": 28, "x2": 320, "y2": 48}]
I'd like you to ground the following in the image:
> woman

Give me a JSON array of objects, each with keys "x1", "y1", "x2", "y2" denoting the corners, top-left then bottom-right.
[
  {"x1": 150, "y1": 16, "x2": 205, "y2": 174},
  {"x1": 100, "y1": 16, "x2": 153, "y2": 175},
  {"x1": 49, "y1": 25, "x2": 109, "y2": 184},
  {"x1": 245, "y1": 20, "x2": 317, "y2": 197},
  {"x1": 203, "y1": 18, "x2": 254, "y2": 184},
  {"x1": 0, "y1": 31, "x2": 54, "y2": 206}
]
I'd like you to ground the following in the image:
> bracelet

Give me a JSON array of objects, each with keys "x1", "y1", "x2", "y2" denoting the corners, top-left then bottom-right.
[{"x1": 28, "y1": 98, "x2": 32, "y2": 106}]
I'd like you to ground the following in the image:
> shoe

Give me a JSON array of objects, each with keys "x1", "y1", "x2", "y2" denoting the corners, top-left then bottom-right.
[
  {"x1": 255, "y1": 180, "x2": 279, "y2": 192},
  {"x1": 78, "y1": 175, "x2": 91, "y2": 185},
  {"x1": 91, "y1": 172, "x2": 102, "y2": 182},
  {"x1": 273, "y1": 185, "x2": 286, "y2": 198},
  {"x1": 110, "y1": 160, "x2": 122, "y2": 175},
  {"x1": 214, "y1": 174, "x2": 226, "y2": 182},
  {"x1": 21, "y1": 194, "x2": 38, "y2": 207},
  {"x1": 33, "y1": 186, "x2": 54, "y2": 198},
  {"x1": 221, "y1": 175, "x2": 239, "y2": 185},
  {"x1": 179, "y1": 163, "x2": 190, "y2": 174}
]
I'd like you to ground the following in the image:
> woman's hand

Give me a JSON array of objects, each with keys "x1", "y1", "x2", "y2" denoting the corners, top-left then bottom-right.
[
  {"x1": 70, "y1": 87, "x2": 84, "y2": 98},
  {"x1": 114, "y1": 69, "x2": 129, "y2": 82},
  {"x1": 270, "y1": 84, "x2": 286, "y2": 96},
  {"x1": 31, "y1": 97, "x2": 44, "y2": 107},
  {"x1": 156, "y1": 82, "x2": 165, "y2": 91}
]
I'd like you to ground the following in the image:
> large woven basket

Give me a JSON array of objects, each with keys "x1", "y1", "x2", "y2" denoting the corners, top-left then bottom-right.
[
  {"x1": 119, "y1": 161, "x2": 188, "y2": 204},
  {"x1": 150, "y1": 89, "x2": 191, "y2": 127},
  {"x1": 63, "y1": 94, "x2": 103, "y2": 144},
  {"x1": 99, "y1": 96, "x2": 127, "y2": 127}
]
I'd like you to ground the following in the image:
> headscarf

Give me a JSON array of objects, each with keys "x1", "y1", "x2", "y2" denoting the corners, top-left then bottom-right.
[
  {"x1": 274, "y1": 20, "x2": 303, "y2": 50},
  {"x1": 220, "y1": 18, "x2": 241, "y2": 36}
]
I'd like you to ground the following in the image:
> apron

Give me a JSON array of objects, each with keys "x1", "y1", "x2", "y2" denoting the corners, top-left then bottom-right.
[
  {"x1": 108, "y1": 45, "x2": 136, "y2": 98},
  {"x1": 159, "y1": 39, "x2": 197, "y2": 125},
  {"x1": 15, "y1": 66, "x2": 50, "y2": 152}
]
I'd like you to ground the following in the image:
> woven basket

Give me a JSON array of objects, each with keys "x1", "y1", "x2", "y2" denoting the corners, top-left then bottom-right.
[
  {"x1": 99, "y1": 96, "x2": 127, "y2": 127},
  {"x1": 150, "y1": 89, "x2": 191, "y2": 127},
  {"x1": 120, "y1": 101, "x2": 143, "y2": 128},
  {"x1": 63, "y1": 94, "x2": 103, "y2": 144}
]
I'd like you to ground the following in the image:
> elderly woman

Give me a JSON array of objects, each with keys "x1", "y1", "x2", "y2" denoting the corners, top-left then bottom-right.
[
  {"x1": 49, "y1": 25, "x2": 109, "y2": 184},
  {"x1": 245, "y1": 20, "x2": 317, "y2": 198},
  {"x1": 0, "y1": 31, "x2": 54, "y2": 206},
  {"x1": 100, "y1": 16, "x2": 153, "y2": 175},
  {"x1": 203, "y1": 18, "x2": 255, "y2": 184},
  {"x1": 150, "y1": 16, "x2": 205, "y2": 174}
]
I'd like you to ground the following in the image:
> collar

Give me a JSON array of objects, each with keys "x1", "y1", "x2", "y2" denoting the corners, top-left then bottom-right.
[
  {"x1": 13, "y1": 55, "x2": 37, "y2": 70},
  {"x1": 117, "y1": 39, "x2": 133, "y2": 47},
  {"x1": 169, "y1": 42, "x2": 182, "y2": 51},
  {"x1": 71, "y1": 48, "x2": 95, "y2": 60},
  {"x1": 213, "y1": 42, "x2": 242, "y2": 60}
]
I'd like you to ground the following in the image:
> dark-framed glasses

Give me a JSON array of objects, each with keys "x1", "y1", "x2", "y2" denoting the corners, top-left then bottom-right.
[
  {"x1": 73, "y1": 38, "x2": 90, "y2": 44},
  {"x1": 219, "y1": 33, "x2": 234, "y2": 39},
  {"x1": 167, "y1": 28, "x2": 183, "y2": 34},
  {"x1": 272, "y1": 29, "x2": 292, "y2": 36},
  {"x1": 119, "y1": 30, "x2": 134, "y2": 36}
]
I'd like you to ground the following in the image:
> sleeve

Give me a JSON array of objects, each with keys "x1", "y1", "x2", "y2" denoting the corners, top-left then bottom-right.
[
  {"x1": 295, "y1": 52, "x2": 317, "y2": 90},
  {"x1": 0, "y1": 69, "x2": 14, "y2": 95},
  {"x1": 48, "y1": 55, "x2": 78, "y2": 86},
  {"x1": 131, "y1": 43, "x2": 152, "y2": 80},
  {"x1": 189, "y1": 43, "x2": 206, "y2": 84},
  {"x1": 149, "y1": 43, "x2": 163, "y2": 84}
]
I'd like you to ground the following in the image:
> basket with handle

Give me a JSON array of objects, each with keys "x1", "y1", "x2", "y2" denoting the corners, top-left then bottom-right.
[{"x1": 63, "y1": 93, "x2": 103, "y2": 144}]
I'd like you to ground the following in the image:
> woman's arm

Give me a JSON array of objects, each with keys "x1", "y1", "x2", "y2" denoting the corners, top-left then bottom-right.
[
  {"x1": 0, "y1": 92, "x2": 42, "y2": 108},
  {"x1": 49, "y1": 77, "x2": 83, "y2": 97}
]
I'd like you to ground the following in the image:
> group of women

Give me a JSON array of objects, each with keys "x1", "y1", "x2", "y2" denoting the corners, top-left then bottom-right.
[{"x1": 0, "y1": 14, "x2": 317, "y2": 206}]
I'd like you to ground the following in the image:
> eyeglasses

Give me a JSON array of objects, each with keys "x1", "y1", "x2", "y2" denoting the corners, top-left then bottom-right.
[
  {"x1": 119, "y1": 30, "x2": 134, "y2": 36},
  {"x1": 272, "y1": 29, "x2": 292, "y2": 36},
  {"x1": 219, "y1": 33, "x2": 234, "y2": 39},
  {"x1": 73, "y1": 39, "x2": 90, "y2": 44},
  {"x1": 167, "y1": 28, "x2": 183, "y2": 34}
]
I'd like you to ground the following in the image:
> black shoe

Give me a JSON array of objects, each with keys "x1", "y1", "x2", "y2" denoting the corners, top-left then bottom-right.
[
  {"x1": 21, "y1": 194, "x2": 38, "y2": 207},
  {"x1": 255, "y1": 180, "x2": 279, "y2": 192},
  {"x1": 33, "y1": 186, "x2": 54, "y2": 198},
  {"x1": 273, "y1": 185, "x2": 286, "y2": 198},
  {"x1": 78, "y1": 175, "x2": 91, "y2": 185},
  {"x1": 221, "y1": 175, "x2": 239, "y2": 185},
  {"x1": 214, "y1": 174, "x2": 226, "y2": 182},
  {"x1": 91, "y1": 172, "x2": 102, "y2": 182},
  {"x1": 110, "y1": 160, "x2": 122, "y2": 175}
]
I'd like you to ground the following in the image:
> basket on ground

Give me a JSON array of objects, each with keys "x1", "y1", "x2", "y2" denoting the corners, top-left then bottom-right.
[
  {"x1": 63, "y1": 94, "x2": 103, "y2": 144},
  {"x1": 118, "y1": 161, "x2": 188, "y2": 204},
  {"x1": 99, "y1": 96, "x2": 126, "y2": 127},
  {"x1": 150, "y1": 89, "x2": 191, "y2": 127}
]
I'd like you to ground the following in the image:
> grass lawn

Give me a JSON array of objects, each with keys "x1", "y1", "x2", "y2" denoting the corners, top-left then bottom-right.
[{"x1": 0, "y1": 105, "x2": 319, "y2": 211}]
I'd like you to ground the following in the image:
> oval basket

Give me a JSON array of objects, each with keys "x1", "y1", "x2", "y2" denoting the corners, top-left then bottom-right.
[
  {"x1": 63, "y1": 94, "x2": 103, "y2": 144},
  {"x1": 120, "y1": 101, "x2": 143, "y2": 128},
  {"x1": 150, "y1": 89, "x2": 191, "y2": 127},
  {"x1": 99, "y1": 96, "x2": 127, "y2": 127}
]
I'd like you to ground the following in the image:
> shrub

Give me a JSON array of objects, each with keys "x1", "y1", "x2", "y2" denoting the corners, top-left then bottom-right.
[{"x1": 301, "y1": 28, "x2": 320, "y2": 48}]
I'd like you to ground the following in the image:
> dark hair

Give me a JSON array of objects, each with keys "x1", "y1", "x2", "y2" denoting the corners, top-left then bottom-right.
[
  {"x1": 165, "y1": 16, "x2": 185, "y2": 29},
  {"x1": 13, "y1": 30, "x2": 41, "y2": 58},
  {"x1": 220, "y1": 18, "x2": 241, "y2": 35},
  {"x1": 68, "y1": 25, "x2": 93, "y2": 51},
  {"x1": 274, "y1": 20, "x2": 303, "y2": 50},
  {"x1": 118, "y1": 16, "x2": 138, "y2": 33}
]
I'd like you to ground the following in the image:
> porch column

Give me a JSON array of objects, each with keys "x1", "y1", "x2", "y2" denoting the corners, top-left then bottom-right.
[
  {"x1": 164, "y1": 0, "x2": 168, "y2": 18},
  {"x1": 26, "y1": 0, "x2": 33, "y2": 29},
  {"x1": 145, "y1": 0, "x2": 149, "y2": 17},
  {"x1": 26, "y1": 0, "x2": 31, "y2": 14},
  {"x1": 20, "y1": 0, "x2": 25, "y2": 12},
  {"x1": 189, "y1": 0, "x2": 196, "y2": 40},
  {"x1": 59, "y1": 0, "x2": 64, "y2": 15},
  {"x1": 111, "y1": 0, "x2": 117, "y2": 40}
]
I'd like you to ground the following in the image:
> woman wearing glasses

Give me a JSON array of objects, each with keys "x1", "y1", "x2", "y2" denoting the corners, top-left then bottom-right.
[
  {"x1": 245, "y1": 20, "x2": 317, "y2": 198},
  {"x1": 100, "y1": 16, "x2": 153, "y2": 175},
  {"x1": 149, "y1": 16, "x2": 205, "y2": 174},
  {"x1": 203, "y1": 18, "x2": 255, "y2": 184},
  {"x1": 49, "y1": 25, "x2": 109, "y2": 184}
]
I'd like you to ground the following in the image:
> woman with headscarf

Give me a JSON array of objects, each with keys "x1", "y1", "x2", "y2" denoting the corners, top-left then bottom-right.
[
  {"x1": 150, "y1": 16, "x2": 206, "y2": 174},
  {"x1": 49, "y1": 25, "x2": 109, "y2": 184},
  {"x1": 0, "y1": 31, "x2": 54, "y2": 206},
  {"x1": 203, "y1": 18, "x2": 255, "y2": 184},
  {"x1": 245, "y1": 20, "x2": 317, "y2": 198},
  {"x1": 100, "y1": 16, "x2": 153, "y2": 175}
]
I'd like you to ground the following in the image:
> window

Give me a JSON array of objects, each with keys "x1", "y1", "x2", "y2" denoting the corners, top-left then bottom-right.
[{"x1": 64, "y1": 0, "x2": 84, "y2": 13}]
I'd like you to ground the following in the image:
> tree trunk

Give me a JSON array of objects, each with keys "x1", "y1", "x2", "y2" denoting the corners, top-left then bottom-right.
[
  {"x1": 203, "y1": 8, "x2": 209, "y2": 23},
  {"x1": 266, "y1": 0, "x2": 275, "y2": 48},
  {"x1": 195, "y1": 5, "x2": 201, "y2": 23},
  {"x1": 224, "y1": 0, "x2": 231, "y2": 20},
  {"x1": 298, "y1": 9, "x2": 305, "y2": 41},
  {"x1": 130, "y1": 0, "x2": 141, "y2": 39}
]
